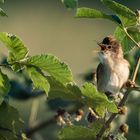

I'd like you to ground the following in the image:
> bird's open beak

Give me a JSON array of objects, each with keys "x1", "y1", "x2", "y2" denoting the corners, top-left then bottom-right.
[{"x1": 97, "y1": 42, "x2": 106, "y2": 51}]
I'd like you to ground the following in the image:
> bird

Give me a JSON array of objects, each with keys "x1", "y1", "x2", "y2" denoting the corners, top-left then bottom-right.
[{"x1": 96, "y1": 36, "x2": 130, "y2": 98}]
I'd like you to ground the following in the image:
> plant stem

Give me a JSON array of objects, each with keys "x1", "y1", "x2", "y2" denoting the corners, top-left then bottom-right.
[
  {"x1": 122, "y1": 26, "x2": 140, "y2": 82},
  {"x1": 123, "y1": 27, "x2": 140, "y2": 49},
  {"x1": 132, "y1": 56, "x2": 140, "y2": 82}
]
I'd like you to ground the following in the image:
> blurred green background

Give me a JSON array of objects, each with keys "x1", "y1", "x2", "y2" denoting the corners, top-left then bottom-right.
[{"x1": 0, "y1": 0, "x2": 140, "y2": 140}]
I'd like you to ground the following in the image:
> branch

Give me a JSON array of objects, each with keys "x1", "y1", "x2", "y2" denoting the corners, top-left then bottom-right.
[
  {"x1": 132, "y1": 86, "x2": 140, "y2": 92},
  {"x1": 96, "y1": 89, "x2": 131, "y2": 140}
]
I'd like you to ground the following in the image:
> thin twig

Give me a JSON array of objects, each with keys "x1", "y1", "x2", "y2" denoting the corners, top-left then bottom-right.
[
  {"x1": 132, "y1": 56, "x2": 140, "y2": 82},
  {"x1": 132, "y1": 86, "x2": 140, "y2": 92},
  {"x1": 123, "y1": 27, "x2": 140, "y2": 49}
]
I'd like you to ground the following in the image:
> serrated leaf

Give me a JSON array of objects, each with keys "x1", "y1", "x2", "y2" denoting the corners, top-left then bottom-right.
[
  {"x1": 114, "y1": 27, "x2": 140, "y2": 53},
  {"x1": 0, "y1": 8, "x2": 7, "y2": 17},
  {"x1": 81, "y1": 83, "x2": 118, "y2": 117},
  {"x1": 0, "y1": 32, "x2": 28, "y2": 64},
  {"x1": 62, "y1": 0, "x2": 77, "y2": 9},
  {"x1": 48, "y1": 78, "x2": 117, "y2": 114},
  {"x1": 76, "y1": 7, "x2": 110, "y2": 19},
  {"x1": 0, "y1": 69, "x2": 10, "y2": 96},
  {"x1": 47, "y1": 76, "x2": 81, "y2": 100},
  {"x1": 0, "y1": 101, "x2": 23, "y2": 140},
  {"x1": 10, "y1": 62, "x2": 25, "y2": 72},
  {"x1": 26, "y1": 67, "x2": 50, "y2": 95},
  {"x1": 101, "y1": 0, "x2": 137, "y2": 26},
  {"x1": 59, "y1": 125, "x2": 96, "y2": 140},
  {"x1": 26, "y1": 54, "x2": 73, "y2": 84},
  {"x1": 76, "y1": 7, "x2": 122, "y2": 25}
]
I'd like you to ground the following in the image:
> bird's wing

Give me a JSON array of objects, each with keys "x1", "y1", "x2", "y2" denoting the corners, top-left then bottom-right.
[
  {"x1": 96, "y1": 63, "x2": 104, "y2": 84},
  {"x1": 96, "y1": 63, "x2": 106, "y2": 92}
]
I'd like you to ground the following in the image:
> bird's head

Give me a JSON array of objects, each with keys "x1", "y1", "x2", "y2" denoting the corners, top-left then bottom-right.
[{"x1": 98, "y1": 36, "x2": 123, "y2": 62}]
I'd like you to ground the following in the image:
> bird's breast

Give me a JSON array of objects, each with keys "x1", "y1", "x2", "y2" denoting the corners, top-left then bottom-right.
[{"x1": 97, "y1": 59, "x2": 129, "y2": 94}]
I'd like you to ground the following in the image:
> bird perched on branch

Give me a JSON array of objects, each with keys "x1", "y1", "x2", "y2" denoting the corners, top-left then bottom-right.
[{"x1": 96, "y1": 36, "x2": 129, "y2": 98}]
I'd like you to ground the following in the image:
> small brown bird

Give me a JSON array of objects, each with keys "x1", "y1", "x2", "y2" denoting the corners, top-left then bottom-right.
[{"x1": 96, "y1": 36, "x2": 129, "y2": 97}]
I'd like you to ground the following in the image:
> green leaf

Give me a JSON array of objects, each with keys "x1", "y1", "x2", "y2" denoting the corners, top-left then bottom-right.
[
  {"x1": 0, "y1": 8, "x2": 7, "y2": 17},
  {"x1": 114, "y1": 27, "x2": 140, "y2": 53},
  {"x1": 49, "y1": 81, "x2": 118, "y2": 116},
  {"x1": 47, "y1": 76, "x2": 81, "y2": 100},
  {"x1": 76, "y1": 7, "x2": 122, "y2": 25},
  {"x1": 101, "y1": 0, "x2": 137, "y2": 26},
  {"x1": 90, "y1": 120, "x2": 103, "y2": 135},
  {"x1": 127, "y1": 29, "x2": 140, "y2": 43},
  {"x1": 26, "y1": 67, "x2": 50, "y2": 95},
  {"x1": 61, "y1": 0, "x2": 77, "y2": 9},
  {"x1": 0, "y1": 0, "x2": 4, "y2": 3},
  {"x1": 0, "y1": 101, "x2": 23, "y2": 140},
  {"x1": 114, "y1": 27, "x2": 125, "y2": 43},
  {"x1": 0, "y1": 69, "x2": 10, "y2": 96},
  {"x1": 76, "y1": 7, "x2": 110, "y2": 19},
  {"x1": 81, "y1": 83, "x2": 118, "y2": 117},
  {"x1": 9, "y1": 62, "x2": 25, "y2": 72},
  {"x1": 116, "y1": 133, "x2": 127, "y2": 140},
  {"x1": 59, "y1": 125, "x2": 96, "y2": 140},
  {"x1": 0, "y1": 32, "x2": 28, "y2": 64},
  {"x1": 26, "y1": 54, "x2": 73, "y2": 84}
]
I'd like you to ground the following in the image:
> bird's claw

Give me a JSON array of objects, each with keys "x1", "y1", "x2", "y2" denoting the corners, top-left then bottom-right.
[{"x1": 125, "y1": 80, "x2": 136, "y2": 88}]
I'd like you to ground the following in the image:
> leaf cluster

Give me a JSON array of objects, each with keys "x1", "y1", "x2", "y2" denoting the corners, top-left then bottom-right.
[{"x1": 0, "y1": 31, "x2": 118, "y2": 139}]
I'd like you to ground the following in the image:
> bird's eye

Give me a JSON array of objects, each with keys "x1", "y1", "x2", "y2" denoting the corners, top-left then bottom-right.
[{"x1": 107, "y1": 45, "x2": 112, "y2": 49}]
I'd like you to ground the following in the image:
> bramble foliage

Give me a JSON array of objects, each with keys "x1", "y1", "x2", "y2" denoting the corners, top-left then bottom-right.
[
  {"x1": 0, "y1": 0, "x2": 139, "y2": 140},
  {"x1": 60, "y1": 0, "x2": 140, "y2": 140}
]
